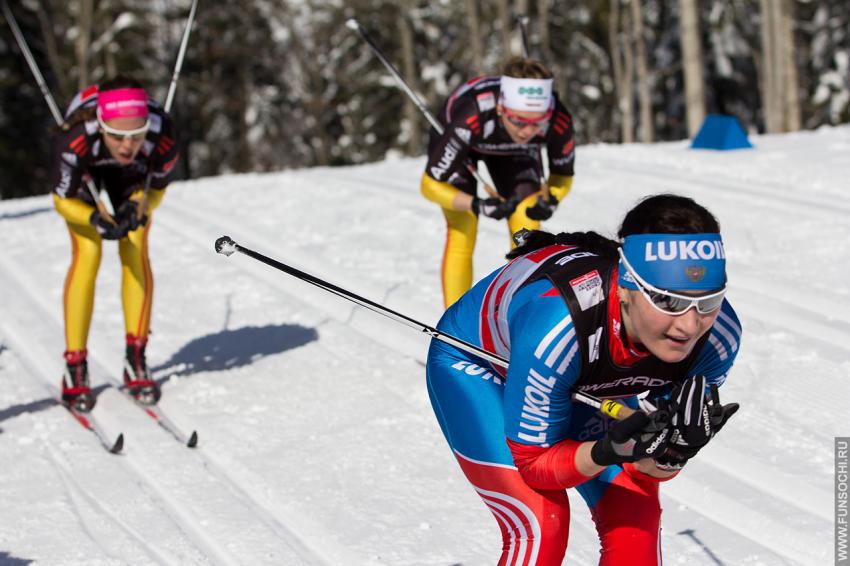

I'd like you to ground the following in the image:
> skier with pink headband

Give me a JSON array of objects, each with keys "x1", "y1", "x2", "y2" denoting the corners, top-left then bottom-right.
[
  {"x1": 51, "y1": 75, "x2": 180, "y2": 410},
  {"x1": 422, "y1": 57, "x2": 576, "y2": 308}
]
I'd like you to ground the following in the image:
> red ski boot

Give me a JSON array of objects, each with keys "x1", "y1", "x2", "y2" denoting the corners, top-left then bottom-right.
[
  {"x1": 61, "y1": 349, "x2": 96, "y2": 412},
  {"x1": 123, "y1": 335, "x2": 161, "y2": 405}
]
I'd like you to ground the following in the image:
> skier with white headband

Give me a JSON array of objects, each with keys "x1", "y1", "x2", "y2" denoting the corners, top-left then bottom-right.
[
  {"x1": 51, "y1": 75, "x2": 180, "y2": 410},
  {"x1": 425, "y1": 194, "x2": 742, "y2": 564},
  {"x1": 421, "y1": 57, "x2": 576, "y2": 308}
]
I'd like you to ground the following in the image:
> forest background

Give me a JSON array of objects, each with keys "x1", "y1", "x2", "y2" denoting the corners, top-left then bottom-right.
[{"x1": 0, "y1": 0, "x2": 848, "y2": 200}]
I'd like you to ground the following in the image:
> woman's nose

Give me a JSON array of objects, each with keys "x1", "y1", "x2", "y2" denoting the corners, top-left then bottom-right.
[{"x1": 673, "y1": 306, "x2": 701, "y2": 334}]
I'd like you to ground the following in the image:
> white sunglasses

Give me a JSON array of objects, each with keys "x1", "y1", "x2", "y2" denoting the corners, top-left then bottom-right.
[
  {"x1": 618, "y1": 248, "x2": 726, "y2": 315},
  {"x1": 96, "y1": 108, "x2": 150, "y2": 140}
]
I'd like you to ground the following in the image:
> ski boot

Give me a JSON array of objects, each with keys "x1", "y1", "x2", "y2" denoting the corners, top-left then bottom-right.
[
  {"x1": 123, "y1": 335, "x2": 161, "y2": 405},
  {"x1": 61, "y1": 349, "x2": 96, "y2": 412}
]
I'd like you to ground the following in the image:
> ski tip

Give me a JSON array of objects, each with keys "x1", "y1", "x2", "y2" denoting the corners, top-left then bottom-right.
[
  {"x1": 345, "y1": 18, "x2": 359, "y2": 31},
  {"x1": 187, "y1": 430, "x2": 198, "y2": 448},
  {"x1": 110, "y1": 433, "x2": 125, "y2": 454},
  {"x1": 215, "y1": 236, "x2": 237, "y2": 256}
]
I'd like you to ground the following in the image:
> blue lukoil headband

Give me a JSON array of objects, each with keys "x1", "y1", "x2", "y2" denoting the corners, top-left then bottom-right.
[{"x1": 618, "y1": 233, "x2": 727, "y2": 291}]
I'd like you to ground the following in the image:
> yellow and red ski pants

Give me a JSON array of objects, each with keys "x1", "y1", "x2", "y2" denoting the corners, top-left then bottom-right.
[
  {"x1": 421, "y1": 174, "x2": 572, "y2": 309},
  {"x1": 53, "y1": 190, "x2": 164, "y2": 351}
]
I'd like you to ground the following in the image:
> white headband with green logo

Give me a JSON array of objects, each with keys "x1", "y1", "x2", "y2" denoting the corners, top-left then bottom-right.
[{"x1": 499, "y1": 76, "x2": 553, "y2": 112}]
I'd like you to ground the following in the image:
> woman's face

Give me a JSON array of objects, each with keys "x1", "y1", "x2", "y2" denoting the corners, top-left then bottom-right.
[
  {"x1": 497, "y1": 105, "x2": 549, "y2": 144},
  {"x1": 618, "y1": 287, "x2": 720, "y2": 363},
  {"x1": 101, "y1": 116, "x2": 147, "y2": 165}
]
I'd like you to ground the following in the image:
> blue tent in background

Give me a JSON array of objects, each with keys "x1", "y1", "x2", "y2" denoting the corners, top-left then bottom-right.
[{"x1": 691, "y1": 114, "x2": 753, "y2": 150}]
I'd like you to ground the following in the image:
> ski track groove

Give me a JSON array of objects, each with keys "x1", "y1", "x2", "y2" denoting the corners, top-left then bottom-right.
[
  {"x1": 3, "y1": 318, "x2": 173, "y2": 565},
  {"x1": 160, "y1": 187, "x2": 823, "y2": 565},
  {"x1": 660, "y1": 472, "x2": 823, "y2": 566},
  {"x1": 42, "y1": 437, "x2": 178, "y2": 566},
  {"x1": 0, "y1": 251, "x2": 333, "y2": 566},
  {"x1": 334, "y1": 172, "x2": 526, "y2": 243},
  {"x1": 0, "y1": 266, "x2": 243, "y2": 566},
  {"x1": 159, "y1": 194, "x2": 438, "y2": 342},
  {"x1": 589, "y1": 157, "x2": 850, "y2": 218}
]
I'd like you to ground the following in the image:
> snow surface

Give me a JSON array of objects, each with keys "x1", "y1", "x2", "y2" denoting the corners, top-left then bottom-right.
[{"x1": 1, "y1": 126, "x2": 848, "y2": 565}]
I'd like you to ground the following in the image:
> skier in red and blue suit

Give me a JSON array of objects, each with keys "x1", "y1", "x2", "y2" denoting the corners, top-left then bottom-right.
[{"x1": 426, "y1": 194, "x2": 742, "y2": 565}]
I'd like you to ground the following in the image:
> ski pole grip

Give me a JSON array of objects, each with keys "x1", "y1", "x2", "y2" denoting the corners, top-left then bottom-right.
[{"x1": 599, "y1": 399, "x2": 636, "y2": 421}]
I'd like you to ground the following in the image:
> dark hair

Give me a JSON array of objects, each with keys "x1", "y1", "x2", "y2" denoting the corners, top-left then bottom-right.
[
  {"x1": 60, "y1": 74, "x2": 146, "y2": 132},
  {"x1": 506, "y1": 194, "x2": 721, "y2": 260},
  {"x1": 98, "y1": 74, "x2": 144, "y2": 93},
  {"x1": 618, "y1": 193, "x2": 720, "y2": 238},
  {"x1": 506, "y1": 230, "x2": 619, "y2": 260},
  {"x1": 501, "y1": 56, "x2": 553, "y2": 79}
]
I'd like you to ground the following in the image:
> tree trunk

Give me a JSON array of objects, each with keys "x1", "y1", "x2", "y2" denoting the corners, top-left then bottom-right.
[
  {"x1": 759, "y1": 0, "x2": 781, "y2": 133},
  {"x1": 622, "y1": 6, "x2": 635, "y2": 143},
  {"x1": 399, "y1": 7, "x2": 420, "y2": 155},
  {"x1": 34, "y1": 2, "x2": 69, "y2": 101},
  {"x1": 610, "y1": 0, "x2": 634, "y2": 143},
  {"x1": 630, "y1": 0, "x2": 653, "y2": 143},
  {"x1": 497, "y1": 0, "x2": 512, "y2": 58},
  {"x1": 234, "y1": 64, "x2": 252, "y2": 173},
  {"x1": 538, "y1": 0, "x2": 551, "y2": 64},
  {"x1": 74, "y1": 0, "x2": 93, "y2": 89},
  {"x1": 465, "y1": 0, "x2": 484, "y2": 73},
  {"x1": 679, "y1": 0, "x2": 705, "y2": 137},
  {"x1": 287, "y1": 13, "x2": 330, "y2": 166},
  {"x1": 781, "y1": 0, "x2": 801, "y2": 131},
  {"x1": 516, "y1": 0, "x2": 529, "y2": 18}
]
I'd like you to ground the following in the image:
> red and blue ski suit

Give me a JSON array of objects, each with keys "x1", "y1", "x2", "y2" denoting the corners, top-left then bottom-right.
[{"x1": 426, "y1": 244, "x2": 742, "y2": 565}]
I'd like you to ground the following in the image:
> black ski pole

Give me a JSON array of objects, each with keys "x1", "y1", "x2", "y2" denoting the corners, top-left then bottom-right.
[
  {"x1": 345, "y1": 17, "x2": 502, "y2": 201},
  {"x1": 214, "y1": 235, "x2": 635, "y2": 421},
  {"x1": 139, "y1": 0, "x2": 199, "y2": 220},
  {"x1": 2, "y1": 0, "x2": 116, "y2": 223}
]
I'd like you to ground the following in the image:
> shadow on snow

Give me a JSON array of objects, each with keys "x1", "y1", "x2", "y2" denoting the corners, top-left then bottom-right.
[
  {"x1": 0, "y1": 207, "x2": 52, "y2": 222},
  {"x1": 0, "y1": 552, "x2": 33, "y2": 565},
  {"x1": 0, "y1": 324, "x2": 316, "y2": 428},
  {"x1": 151, "y1": 323, "x2": 319, "y2": 380}
]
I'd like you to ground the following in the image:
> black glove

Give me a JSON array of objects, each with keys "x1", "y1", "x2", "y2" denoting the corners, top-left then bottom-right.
[
  {"x1": 525, "y1": 194, "x2": 558, "y2": 221},
  {"x1": 661, "y1": 376, "x2": 740, "y2": 465},
  {"x1": 590, "y1": 409, "x2": 675, "y2": 467},
  {"x1": 90, "y1": 209, "x2": 128, "y2": 240},
  {"x1": 472, "y1": 196, "x2": 519, "y2": 220},
  {"x1": 116, "y1": 200, "x2": 147, "y2": 232}
]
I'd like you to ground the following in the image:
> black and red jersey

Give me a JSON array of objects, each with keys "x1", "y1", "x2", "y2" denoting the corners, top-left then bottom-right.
[
  {"x1": 425, "y1": 76, "x2": 575, "y2": 188},
  {"x1": 51, "y1": 86, "x2": 180, "y2": 207}
]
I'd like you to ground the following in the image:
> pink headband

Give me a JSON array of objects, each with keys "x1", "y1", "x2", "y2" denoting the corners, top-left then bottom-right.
[{"x1": 97, "y1": 88, "x2": 149, "y2": 121}]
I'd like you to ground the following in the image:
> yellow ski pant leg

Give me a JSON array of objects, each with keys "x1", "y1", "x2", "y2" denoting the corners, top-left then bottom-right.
[
  {"x1": 119, "y1": 220, "x2": 154, "y2": 340},
  {"x1": 507, "y1": 194, "x2": 542, "y2": 249},
  {"x1": 441, "y1": 208, "x2": 478, "y2": 309},
  {"x1": 63, "y1": 222, "x2": 102, "y2": 351}
]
